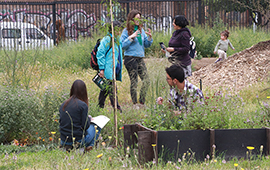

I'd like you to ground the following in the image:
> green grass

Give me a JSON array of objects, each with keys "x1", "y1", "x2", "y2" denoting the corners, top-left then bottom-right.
[{"x1": 1, "y1": 145, "x2": 270, "y2": 169}]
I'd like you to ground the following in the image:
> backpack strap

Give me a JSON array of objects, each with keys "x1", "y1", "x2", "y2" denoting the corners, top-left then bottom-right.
[
  {"x1": 180, "y1": 30, "x2": 193, "y2": 41},
  {"x1": 104, "y1": 46, "x2": 112, "y2": 57},
  {"x1": 104, "y1": 35, "x2": 112, "y2": 58}
]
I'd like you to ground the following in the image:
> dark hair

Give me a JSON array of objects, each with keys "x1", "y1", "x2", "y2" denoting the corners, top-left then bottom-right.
[
  {"x1": 108, "y1": 21, "x2": 123, "y2": 34},
  {"x1": 221, "y1": 30, "x2": 230, "y2": 38},
  {"x1": 126, "y1": 10, "x2": 142, "y2": 36},
  {"x1": 63, "y1": 79, "x2": 88, "y2": 111},
  {"x1": 165, "y1": 64, "x2": 185, "y2": 83},
  {"x1": 174, "y1": 15, "x2": 189, "y2": 28}
]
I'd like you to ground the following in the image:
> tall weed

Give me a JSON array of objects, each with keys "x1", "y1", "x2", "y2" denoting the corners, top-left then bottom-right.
[{"x1": 0, "y1": 49, "x2": 46, "y2": 89}]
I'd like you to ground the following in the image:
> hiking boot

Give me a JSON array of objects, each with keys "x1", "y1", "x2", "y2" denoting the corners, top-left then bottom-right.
[{"x1": 85, "y1": 146, "x2": 93, "y2": 152}]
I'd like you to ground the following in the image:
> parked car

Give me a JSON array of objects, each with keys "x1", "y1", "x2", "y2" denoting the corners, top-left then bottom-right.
[{"x1": 0, "y1": 22, "x2": 54, "y2": 50}]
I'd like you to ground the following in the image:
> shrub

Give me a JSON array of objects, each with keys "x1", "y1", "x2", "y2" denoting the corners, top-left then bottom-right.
[
  {"x1": 0, "y1": 87, "x2": 41, "y2": 143},
  {"x1": 141, "y1": 90, "x2": 269, "y2": 131},
  {"x1": 0, "y1": 86, "x2": 69, "y2": 144}
]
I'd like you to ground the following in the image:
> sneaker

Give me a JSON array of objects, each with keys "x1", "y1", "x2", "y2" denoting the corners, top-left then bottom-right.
[{"x1": 215, "y1": 58, "x2": 221, "y2": 63}]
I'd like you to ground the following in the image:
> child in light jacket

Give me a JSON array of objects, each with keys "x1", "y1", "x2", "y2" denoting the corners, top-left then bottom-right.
[{"x1": 214, "y1": 30, "x2": 235, "y2": 63}]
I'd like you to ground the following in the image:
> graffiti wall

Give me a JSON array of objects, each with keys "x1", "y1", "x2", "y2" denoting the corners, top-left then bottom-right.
[
  {"x1": 0, "y1": 8, "x2": 97, "y2": 40},
  {"x1": 0, "y1": 8, "x2": 174, "y2": 40}
]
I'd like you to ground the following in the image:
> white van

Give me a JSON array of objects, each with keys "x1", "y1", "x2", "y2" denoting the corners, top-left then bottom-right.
[{"x1": 0, "y1": 22, "x2": 54, "y2": 50}]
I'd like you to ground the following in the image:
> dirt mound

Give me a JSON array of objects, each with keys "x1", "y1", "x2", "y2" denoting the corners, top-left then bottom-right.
[{"x1": 189, "y1": 40, "x2": 270, "y2": 91}]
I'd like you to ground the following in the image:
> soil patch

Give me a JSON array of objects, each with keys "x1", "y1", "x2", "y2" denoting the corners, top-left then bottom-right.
[
  {"x1": 192, "y1": 58, "x2": 217, "y2": 70},
  {"x1": 190, "y1": 40, "x2": 270, "y2": 91}
]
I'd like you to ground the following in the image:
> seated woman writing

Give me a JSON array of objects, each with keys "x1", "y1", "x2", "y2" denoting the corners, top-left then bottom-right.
[{"x1": 59, "y1": 79, "x2": 100, "y2": 152}]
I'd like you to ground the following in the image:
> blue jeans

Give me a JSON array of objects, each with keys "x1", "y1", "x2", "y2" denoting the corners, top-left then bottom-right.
[{"x1": 61, "y1": 124, "x2": 101, "y2": 147}]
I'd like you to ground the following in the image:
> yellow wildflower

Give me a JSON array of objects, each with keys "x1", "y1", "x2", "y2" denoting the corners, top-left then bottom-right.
[
  {"x1": 152, "y1": 144, "x2": 156, "y2": 147},
  {"x1": 97, "y1": 153, "x2": 103, "y2": 158},
  {"x1": 108, "y1": 136, "x2": 112, "y2": 140},
  {"x1": 234, "y1": 163, "x2": 238, "y2": 167},
  {"x1": 51, "y1": 132, "x2": 56, "y2": 135},
  {"x1": 247, "y1": 146, "x2": 255, "y2": 150}
]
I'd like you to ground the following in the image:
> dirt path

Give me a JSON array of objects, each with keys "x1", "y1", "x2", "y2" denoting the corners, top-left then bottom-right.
[{"x1": 192, "y1": 58, "x2": 217, "y2": 70}]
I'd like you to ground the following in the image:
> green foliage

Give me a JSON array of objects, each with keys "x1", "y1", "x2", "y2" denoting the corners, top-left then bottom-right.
[
  {"x1": 181, "y1": 92, "x2": 259, "y2": 130},
  {"x1": 45, "y1": 39, "x2": 95, "y2": 69},
  {"x1": 0, "y1": 86, "x2": 68, "y2": 144},
  {"x1": 141, "y1": 90, "x2": 269, "y2": 131},
  {"x1": 145, "y1": 32, "x2": 171, "y2": 58},
  {"x1": 37, "y1": 86, "x2": 69, "y2": 137},
  {"x1": 0, "y1": 143, "x2": 48, "y2": 155},
  {"x1": 142, "y1": 106, "x2": 183, "y2": 131},
  {"x1": 0, "y1": 49, "x2": 46, "y2": 89},
  {"x1": 0, "y1": 87, "x2": 41, "y2": 143}
]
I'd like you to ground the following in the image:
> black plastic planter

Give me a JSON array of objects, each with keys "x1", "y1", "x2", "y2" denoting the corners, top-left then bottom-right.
[
  {"x1": 123, "y1": 124, "x2": 270, "y2": 164},
  {"x1": 157, "y1": 129, "x2": 210, "y2": 162},
  {"x1": 214, "y1": 129, "x2": 267, "y2": 160}
]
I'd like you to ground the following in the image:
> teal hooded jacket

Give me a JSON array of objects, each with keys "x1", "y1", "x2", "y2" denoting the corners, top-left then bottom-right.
[{"x1": 96, "y1": 35, "x2": 123, "y2": 81}]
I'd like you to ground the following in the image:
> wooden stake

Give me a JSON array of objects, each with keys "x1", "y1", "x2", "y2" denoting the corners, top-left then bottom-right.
[{"x1": 109, "y1": 0, "x2": 118, "y2": 146}]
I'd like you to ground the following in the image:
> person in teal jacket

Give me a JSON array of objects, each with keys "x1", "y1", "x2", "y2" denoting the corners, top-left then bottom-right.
[
  {"x1": 120, "y1": 10, "x2": 153, "y2": 105},
  {"x1": 96, "y1": 21, "x2": 123, "y2": 112}
]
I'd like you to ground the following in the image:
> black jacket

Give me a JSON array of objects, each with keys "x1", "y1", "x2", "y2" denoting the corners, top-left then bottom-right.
[{"x1": 59, "y1": 97, "x2": 90, "y2": 142}]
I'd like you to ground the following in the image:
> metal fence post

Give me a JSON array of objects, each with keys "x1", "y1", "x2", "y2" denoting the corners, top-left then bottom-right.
[
  {"x1": 126, "y1": 1, "x2": 129, "y2": 16},
  {"x1": 53, "y1": 0, "x2": 56, "y2": 46}
]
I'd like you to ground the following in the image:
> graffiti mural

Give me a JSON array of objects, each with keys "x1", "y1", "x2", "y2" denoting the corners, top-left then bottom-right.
[
  {"x1": 0, "y1": 8, "x2": 97, "y2": 40},
  {"x1": 0, "y1": 7, "x2": 173, "y2": 40}
]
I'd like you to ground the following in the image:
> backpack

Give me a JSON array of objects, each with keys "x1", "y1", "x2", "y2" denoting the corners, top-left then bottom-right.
[
  {"x1": 189, "y1": 37, "x2": 197, "y2": 59},
  {"x1": 179, "y1": 31, "x2": 197, "y2": 59},
  {"x1": 90, "y1": 38, "x2": 111, "y2": 70}
]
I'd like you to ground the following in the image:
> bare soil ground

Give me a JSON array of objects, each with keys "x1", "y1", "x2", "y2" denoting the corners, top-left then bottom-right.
[
  {"x1": 190, "y1": 40, "x2": 270, "y2": 91},
  {"x1": 192, "y1": 57, "x2": 217, "y2": 71}
]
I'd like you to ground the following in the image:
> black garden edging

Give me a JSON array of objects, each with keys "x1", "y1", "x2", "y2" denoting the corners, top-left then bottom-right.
[{"x1": 123, "y1": 124, "x2": 270, "y2": 164}]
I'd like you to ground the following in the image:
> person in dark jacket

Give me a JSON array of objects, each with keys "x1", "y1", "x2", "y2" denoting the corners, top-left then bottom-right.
[
  {"x1": 163, "y1": 15, "x2": 192, "y2": 78},
  {"x1": 59, "y1": 79, "x2": 100, "y2": 151}
]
